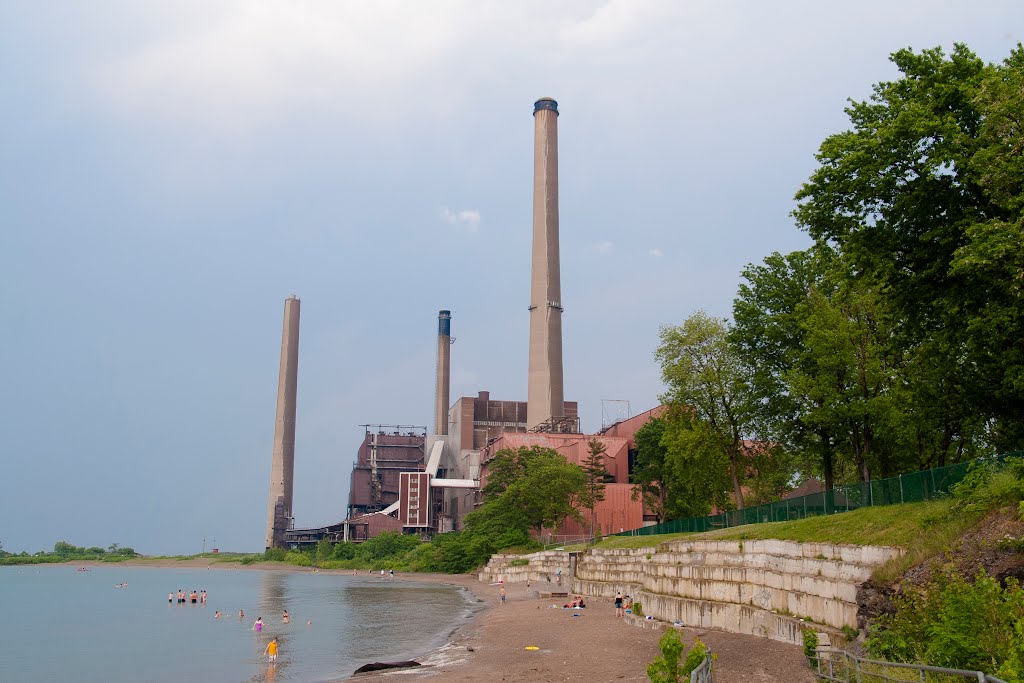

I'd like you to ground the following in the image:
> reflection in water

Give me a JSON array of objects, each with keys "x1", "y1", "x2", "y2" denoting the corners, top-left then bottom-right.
[{"x1": 260, "y1": 572, "x2": 289, "y2": 618}]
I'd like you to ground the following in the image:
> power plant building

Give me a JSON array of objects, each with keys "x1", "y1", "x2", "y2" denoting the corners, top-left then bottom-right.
[{"x1": 270, "y1": 96, "x2": 666, "y2": 547}]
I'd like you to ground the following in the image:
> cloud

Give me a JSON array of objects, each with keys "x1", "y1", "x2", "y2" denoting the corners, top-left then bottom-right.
[
  {"x1": 649, "y1": 248, "x2": 663, "y2": 257},
  {"x1": 586, "y1": 240, "x2": 614, "y2": 255},
  {"x1": 558, "y1": 0, "x2": 676, "y2": 50},
  {"x1": 440, "y1": 207, "x2": 481, "y2": 233}
]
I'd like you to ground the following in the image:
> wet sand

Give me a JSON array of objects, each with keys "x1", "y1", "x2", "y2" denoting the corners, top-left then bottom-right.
[{"x1": 335, "y1": 573, "x2": 815, "y2": 683}]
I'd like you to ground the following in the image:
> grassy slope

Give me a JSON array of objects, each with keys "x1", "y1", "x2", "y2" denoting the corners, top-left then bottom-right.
[{"x1": 591, "y1": 499, "x2": 979, "y2": 583}]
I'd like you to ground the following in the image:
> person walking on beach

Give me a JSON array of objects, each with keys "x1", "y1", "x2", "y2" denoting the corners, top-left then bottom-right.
[
  {"x1": 614, "y1": 591, "x2": 624, "y2": 617},
  {"x1": 264, "y1": 637, "x2": 278, "y2": 663},
  {"x1": 500, "y1": 586, "x2": 507, "y2": 605}
]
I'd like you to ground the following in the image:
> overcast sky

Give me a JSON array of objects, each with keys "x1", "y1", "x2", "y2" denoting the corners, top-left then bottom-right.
[{"x1": 1, "y1": 1, "x2": 1020, "y2": 555}]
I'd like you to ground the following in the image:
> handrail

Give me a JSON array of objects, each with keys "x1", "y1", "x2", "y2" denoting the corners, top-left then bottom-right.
[{"x1": 810, "y1": 646, "x2": 1009, "y2": 683}]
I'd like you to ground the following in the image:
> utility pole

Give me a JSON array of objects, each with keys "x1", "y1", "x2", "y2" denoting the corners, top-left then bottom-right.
[{"x1": 202, "y1": 537, "x2": 206, "y2": 554}]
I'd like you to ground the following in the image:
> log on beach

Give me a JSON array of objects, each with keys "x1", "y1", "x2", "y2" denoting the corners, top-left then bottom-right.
[{"x1": 353, "y1": 661, "x2": 421, "y2": 675}]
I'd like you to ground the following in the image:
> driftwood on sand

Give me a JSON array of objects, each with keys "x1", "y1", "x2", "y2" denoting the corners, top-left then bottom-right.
[{"x1": 353, "y1": 661, "x2": 421, "y2": 675}]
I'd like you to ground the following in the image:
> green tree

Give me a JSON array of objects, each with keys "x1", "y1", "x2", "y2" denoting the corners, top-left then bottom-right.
[
  {"x1": 631, "y1": 417, "x2": 671, "y2": 523},
  {"x1": 732, "y1": 246, "x2": 845, "y2": 489},
  {"x1": 53, "y1": 541, "x2": 80, "y2": 557},
  {"x1": 794, "y1": 43, "x2": 1024, "y2": 452},
  {"x1": 656, "y1": 311, "x2": 756, "y2": 508},
  {"x1": 483, "y1": 446, "x2": 591, "y2": 535},
  {"x1": 660, "y1": 411, "x2": 733, "y2": 517},
  {"x1": 315, "y1": 539, "x2": 332, "y2": 566},
  {"x1": 581, "y1": 438, "x2": 612, "y2": 538}
]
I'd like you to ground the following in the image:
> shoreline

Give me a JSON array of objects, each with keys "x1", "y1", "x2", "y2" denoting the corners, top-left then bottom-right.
[{"x1": 54, "y1": 560, "x2": 815, "y2": 681}]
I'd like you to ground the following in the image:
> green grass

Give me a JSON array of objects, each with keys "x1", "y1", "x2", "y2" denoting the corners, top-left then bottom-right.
[{"x1": 590, "y1": 499, "x2": 979, "y2": 583}]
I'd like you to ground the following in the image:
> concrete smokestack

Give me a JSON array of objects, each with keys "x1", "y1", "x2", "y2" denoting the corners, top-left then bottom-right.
[
  {"x1": 265, "y1": 294, "x2": 300, "y2": 549},
  {"x1": 434, "y1": 309, "x2": 451, "y2": 435},
  {"x1": 527, "y1": 97, "x2": 565, "y2": 430}
]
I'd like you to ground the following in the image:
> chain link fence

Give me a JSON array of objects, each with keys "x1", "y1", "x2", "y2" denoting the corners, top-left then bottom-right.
[{"x1": 616, "y1": 452, "x2": 1023, "y2": 538}]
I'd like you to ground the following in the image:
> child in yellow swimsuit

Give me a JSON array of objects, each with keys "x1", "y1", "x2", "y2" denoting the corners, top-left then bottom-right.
[{"x1": 264, "y1": 637, "x2": 278, "y2": 663}]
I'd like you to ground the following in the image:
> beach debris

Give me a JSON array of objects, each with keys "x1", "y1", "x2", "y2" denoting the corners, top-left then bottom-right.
[
  {"x1": 525, "y1": 646, "x2": 539, "y2": 651},
  {"x1": 353, "y1": 661, "x2": 421, "y2": 674}
]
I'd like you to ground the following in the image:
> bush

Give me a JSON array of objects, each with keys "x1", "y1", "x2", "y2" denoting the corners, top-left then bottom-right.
[
  {"x1": 646, "y1": 630, "x2": 710, "y2": 683},
  {"x1": 802, "y1": 629, "x2": 819, "y2": 662},
  {"x1": 867, "y1": 568, "x2": 1024, "y2": 673},
  {"x1": 952, "y1": 458, "x2": 1024, "y2": 513},
  {"x1": 632, "y1": 601, "x2": 643, "y2": 617}
]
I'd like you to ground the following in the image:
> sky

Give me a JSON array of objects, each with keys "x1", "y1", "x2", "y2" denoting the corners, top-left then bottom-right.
[{"x1": 1, "y1": 1, "x2": 1020, "y2": 555}]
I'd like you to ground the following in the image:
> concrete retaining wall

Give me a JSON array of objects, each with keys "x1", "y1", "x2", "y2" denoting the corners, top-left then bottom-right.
[
  {"x1": 479, "y1": 550, "x2": 571, "y2": 585},
  {"x1": 569, "y1": 539, "x2": 901, "y2": 646}
]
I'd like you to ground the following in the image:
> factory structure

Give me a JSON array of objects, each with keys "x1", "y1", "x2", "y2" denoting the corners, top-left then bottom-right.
[{"x1": 265, "y1": 98, "x2": 658, "y2": 549}]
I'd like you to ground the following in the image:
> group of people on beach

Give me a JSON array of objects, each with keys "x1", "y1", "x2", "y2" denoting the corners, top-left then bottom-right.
[
  {"x1": 563, "y1": 595, "x2": 586, "y2": 609},
  {"x1": 169, "y1": 589, "x2": 207, "y2": 604}
]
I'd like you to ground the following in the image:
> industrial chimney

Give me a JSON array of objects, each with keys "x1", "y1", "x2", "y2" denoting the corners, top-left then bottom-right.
[
  {"x1": 434, "y1": 309, "x2": 452, "y2": 435},
  {"x1": 527, "y1": 97, "x2": 565, "y2": 431},
  {"x1": 265, "y1": 294, "x2": 300, "y2": 549}
]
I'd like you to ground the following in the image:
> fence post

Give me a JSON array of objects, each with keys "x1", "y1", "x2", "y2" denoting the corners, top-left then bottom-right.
[
  {"x1": 899, "y1": 474, "x2": 904, "y2": 504},
  {"x1": 931, "y1": 468, "x2": 938, "y2": 498}
]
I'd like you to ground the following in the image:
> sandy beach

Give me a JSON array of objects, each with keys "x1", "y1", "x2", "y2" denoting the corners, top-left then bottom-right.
[
  {"x1": 334, "y1": 573, "x2": 815, "y2": 683},
  {"x1": 80, "y1": 559, "x2": 813, "y2": 681}
]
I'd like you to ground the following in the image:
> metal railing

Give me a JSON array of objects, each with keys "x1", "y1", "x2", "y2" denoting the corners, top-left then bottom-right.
[
  {"x1": 616, "y1": 452, "x2": 1023, "y2": 538},
  {"x1": 689, "y1": 654, "x2": 713, "y2": 683},
  {"x1": 810, "y1": 648, "x2": 1008, "y2": 683}
]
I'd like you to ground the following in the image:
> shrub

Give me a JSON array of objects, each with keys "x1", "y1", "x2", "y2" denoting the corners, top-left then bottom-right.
[
  {"x1": 632, "y1": 601, "x2": 643, "y2": 617},
  {"x1": 802, "y1": 630, "x2": 819, "y2": 662},
  {"x1": 867, "y1": 568, "x2": 1024, "y2": 673},
  {"x1": 646, "y1": 630, "x2": 711, "y2": 683}
]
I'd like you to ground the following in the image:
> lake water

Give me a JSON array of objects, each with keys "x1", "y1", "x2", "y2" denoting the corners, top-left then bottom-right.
[{"x1": 0, "y1": 565, "x2": 477, "y2": 682}]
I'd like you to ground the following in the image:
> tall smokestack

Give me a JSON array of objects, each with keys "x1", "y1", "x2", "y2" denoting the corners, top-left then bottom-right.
[
  {"x1": 434, "y1": 309, "x2": 451, "y2": 435},
  {"x1": 527, "y1": 97, "x2": 565, "y2": 430},
  {"x1": 265, "y1": 294, "x2": 300, "y2": 549}
]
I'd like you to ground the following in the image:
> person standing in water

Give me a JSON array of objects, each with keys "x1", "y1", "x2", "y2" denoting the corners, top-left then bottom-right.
[
  {"x1": 282, "y1": 610, "x2": 289, "y2": 624},
  {"x1": 264, "y1": 637, "x2": 278, "y2": 663},
  {"x1": 252, "y1": 616, "x2": 263, "y2": 632}
]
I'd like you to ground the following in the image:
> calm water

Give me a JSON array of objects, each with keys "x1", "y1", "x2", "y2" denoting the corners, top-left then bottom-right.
[{"x1": 0, "y1": 565, "x2": 476, "y2": 682}]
